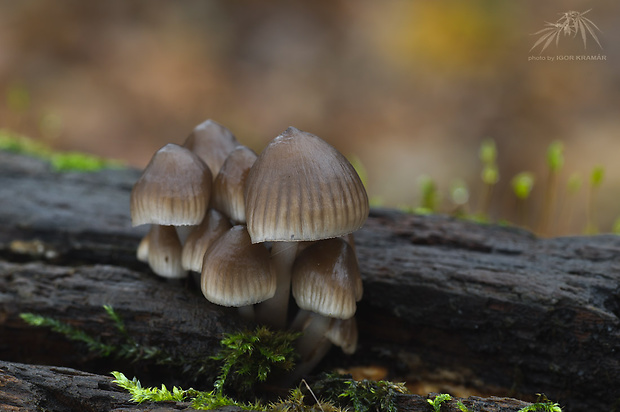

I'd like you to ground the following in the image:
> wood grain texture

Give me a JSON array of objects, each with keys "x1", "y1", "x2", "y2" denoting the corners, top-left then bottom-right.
[{"x1": 1, "y1": 151, "x2": 619, "y2": 411}]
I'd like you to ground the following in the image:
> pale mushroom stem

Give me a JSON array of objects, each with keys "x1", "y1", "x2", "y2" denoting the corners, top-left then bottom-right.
[
  {"x1": 256, "y1": 241, "x2": 298, "y2": 329},
  {"x1": 237, "y1": 305, "x2": 255, "y2": 321},
  {"x1": 288, "y1": 310, "x2": 333, "y2": 381}
]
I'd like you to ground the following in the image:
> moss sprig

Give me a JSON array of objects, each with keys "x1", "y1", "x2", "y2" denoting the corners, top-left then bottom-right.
[
  {"x1": 111, "y1": 371, "x2": 260, "y2": 410},
  {"x1": 211, "y1": 326, "x2": 300, "y2": 396},
  {"x1": 19, "y1": 312, "x2": 116, "y2": 356},
  {"x1": 20, "y1": 306, "x2": 176, "y2": 367},
  {"x1": 427, "y1": 393, "x2": 452, "y2": 412},
  {"x1": 517, "y1": 394, "x2": 562, "y2": 412}
]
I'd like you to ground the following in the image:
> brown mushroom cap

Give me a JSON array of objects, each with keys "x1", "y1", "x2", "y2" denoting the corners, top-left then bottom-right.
[
  {"x1": 212, "y1": 146, "x2": 257, "y2": 224},
  {"x1": 183, "y1": 119, "x2": 240, "y2": 176},
  {"x1": 201, "y1": 225, "x2": 275, "y2": 307},
  {"x1": 131, "y1": 144, "x2": 212, "y2": 227},
  {"x1": 244, "y1": 126, "x2": 369, "y2": 243},
  {"x1": 291, "y1": 237, "x2": 362, "y2": 319},
  {"x1": 146, "y1": 225, "x2": 187, "y2": 279},
  {"x1": 181, "y1": 209, "x2": 232, "y2": 272},
  {"x1": 326, "y1": 317, "x2": 358, "y2": 354}
]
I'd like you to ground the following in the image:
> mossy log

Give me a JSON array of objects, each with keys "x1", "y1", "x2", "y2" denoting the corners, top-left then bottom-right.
[{"x1": 1, "y1": 151, "x2": 619, "y2": 411}]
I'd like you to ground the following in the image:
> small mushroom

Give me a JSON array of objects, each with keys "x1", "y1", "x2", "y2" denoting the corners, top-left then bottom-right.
[
  {"x1": 201, "y1": 225, "x2": 275, "y2": 320},
  {"x1": 183, "y1": 119, "x2": 240, "y2": 177},
  {"x1": 131, "y1": 143, "x2": 212, "y2": 227},
  {"x1": 289, "y1": 311, "x2": 358, "y2": 380},
  {"x1": 291, "y1": 238, "x2": 362, "y2": 320},
  {"x1": 181, "y1": 208, "x2": 231, "y2": 273},
  {"x1": 244, "y1": 126, "x2": 369, "y2": 328},
  {"x1": 211, "y1": 145, "x2": 257, "y2": 224},
  {"x1": 145, "y1": 225, "x2": 187, "y2": 279},
  {"x1": 289, "y1": 237, "x2": 362, "y2": 376}
]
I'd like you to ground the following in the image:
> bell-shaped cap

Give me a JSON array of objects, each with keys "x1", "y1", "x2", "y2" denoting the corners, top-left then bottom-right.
[
  {"x1": 326, "y1": 317, "x2": 358, "y2": 354},
  {"x1": 201, "y1": 225, "x2": 275, "y2": 307},
  {"x1": 212, "y1": 146, "x2": 257, "y2": 224},
  {"x1": 244, "y1": 127, "x2": 369, "y2": 243},
  {"x1": 136, "y1": 232, "x2": 150, "y2": 263},
  {"x1": 183, "y1": 119, "x2": 240, "y2": 176},
  {"x1": 131, "y1": 144, "x2": 212, "y2": 227},
  {"x1": 181, "y1": 209, "x2": 231, "y2": 272},
  {"x1": 291, "y1": 237, "x2": 362, "y2": 319},
  {"x1": 146, "y1": 225, "x2": 187, "y2": 279}
]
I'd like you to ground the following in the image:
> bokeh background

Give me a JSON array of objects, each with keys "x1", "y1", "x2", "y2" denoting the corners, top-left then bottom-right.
[{"x1": 1, "y1": 0, "x2": 619, "y2": 237}]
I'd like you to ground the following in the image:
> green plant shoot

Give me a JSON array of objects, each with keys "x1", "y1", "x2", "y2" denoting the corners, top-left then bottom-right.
[
  {"x1": 211, "y1": 327, "x2": 300, "y2": 395},
  {"x1": 546, "y1": 141, "x2": 564, "y2": 172},
  {"x1": 512, "y1": 172, "x2": 535, "y2": 200},
  {"x1": 479, "y1": 139, "x2": 497, "y2": 165},
  {"x1": 428, "y1": 393, "x2": 452, "y2": 412}
]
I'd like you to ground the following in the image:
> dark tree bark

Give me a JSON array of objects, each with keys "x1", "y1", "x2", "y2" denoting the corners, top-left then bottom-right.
[
  {"x1": 0, "y1": 360, "x2": 534, "y2": 412},
  {"x1": 1, "y1": 151, "x2": 619, "y2": 411}
]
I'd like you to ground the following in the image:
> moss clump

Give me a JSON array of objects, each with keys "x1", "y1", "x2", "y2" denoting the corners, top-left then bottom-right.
[
  {"x1": 111, "y1": 371, "x2": 261, "y2": 410},
  {"x1": 211, "y1": 326, "x2": 300, "y2": 398},
  {"x1": 308, "y1": 374, "x2": 408, "y2": 412},
  {"x1": 0, "y1": 129, "x2": 123, "y2": 172}
]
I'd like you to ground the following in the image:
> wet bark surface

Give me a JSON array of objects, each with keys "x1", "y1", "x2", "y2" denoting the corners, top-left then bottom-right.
[{"x1": 1, "y1": 151, "x2": 619, "y2": 411}]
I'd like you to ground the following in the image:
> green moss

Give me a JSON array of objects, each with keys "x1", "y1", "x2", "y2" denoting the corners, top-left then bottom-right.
[
  {"x1": 0, "y1": 129, "x2": 124, "y2": 172},
  {"x1": 517, "y1": 394, "x2": 562, "y2": 412},
  {"x1": 309, "y1": 374, "x2": 408, "y2": 412},
  {"x1": 20, "y1": 312, "x2": 116, "y2": 356},
  {"x1": 20, "y1": 306, "x2": 179, "y2": 369},
  {"x1": 428, "y1": 393, "x2": 453, "y2": 412},
  {"x1": 111, "y1": 371, "x2": 261, "y2": 410},
  {"x1": 211, "y1": 326, "x2": 300, "y2": 397}
]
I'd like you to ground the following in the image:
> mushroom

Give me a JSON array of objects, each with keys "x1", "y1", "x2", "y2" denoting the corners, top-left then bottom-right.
[
  {"x1": 244, "y1": 126, "x2": 368, "y2": 328},
  {"x1": 183, "y1": 119, "x2": 240, "y2": 177},
  {"x1": 289, "y1": 311, "x2": 358, "y2": 380},
  {"x1": 211, "y1": 145, "x2": 257, "y2": 224},
  {"x1": 201, "y1": 225, "x2": 276, "y2": 320},
  {"x1": 286, "y1": 237, "x2": 361, "y2": 379},
  {"x1": 144, "y1": 225, "x2": 186, "y2": 279},
  {"x1": 290, "y1": 237, "x2": 362, "y2": 364},
  {"x1": 131, "y1": 143, "x2": 212, "y2": 227},
  {"x1": 291, "y1": 238, "x2": 362, "y2": 319},
  {"x1": 181, "y1": 208, "x2": 231, "y2": 273}
]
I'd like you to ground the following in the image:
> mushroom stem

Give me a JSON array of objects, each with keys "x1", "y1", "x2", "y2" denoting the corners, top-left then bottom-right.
[
  {"x1": 256, "y1": 241, "x2": 298, "y2": 329},
  {"x1": 237, "y1": 305, "x2": 255, "y2": 321},
  {"x1": 288, "y1": 310, "x2": 333, "y2": 381}
]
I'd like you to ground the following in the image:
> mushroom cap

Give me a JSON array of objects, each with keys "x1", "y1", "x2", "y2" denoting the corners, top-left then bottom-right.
[
  {"x1": 136, "y1": 231, "x2": 150, "y2": 263},
  {"x1": 326, "y1": 317, "x2": 358, "y2": 354},
  {"x1": 201, "y1": 225, "x2": 276, "y2": 307},
  {"x1": 146, "y1": 225, "x2": 187, "y2": 279},
  {"x1": 131, "y1": 144, "x2": 212, "y2": 227},
  {"x1": 183, "y1": 119, "x2": 240, "y2": 176},
  {"x1": 244, "y1": 127, "x2": 369, "y2": 243},
  {"x1": 181, "y1": 209, "x2": 232, "y2": 272},
  {"x1": 212, "y1": 146, "x2": 257, "y2": 224},
  {"x1": 291, "y1": 237, "x2": 362, "y2": 319}
]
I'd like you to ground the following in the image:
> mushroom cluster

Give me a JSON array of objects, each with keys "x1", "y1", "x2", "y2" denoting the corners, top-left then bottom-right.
[{"x1": 130, "y1": 120, "x2": 369, "y2": 374}]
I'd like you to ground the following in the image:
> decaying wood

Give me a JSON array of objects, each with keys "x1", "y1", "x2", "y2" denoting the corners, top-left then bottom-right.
[
  {"x1": 0, "y1": 360, "x2": 534, "y2": 412},
  {"x1": 1, "y1": 151, "x2": 619, "y2": 411}
]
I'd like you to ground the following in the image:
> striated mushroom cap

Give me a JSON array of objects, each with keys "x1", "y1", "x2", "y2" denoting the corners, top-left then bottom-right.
[
  {"x1": 183, "y1": 119, "x2": 240, "y2": 176},
  {"x1": 201, "y1": 225, "x2": 275, "y2": 307},
  {"x1": 244, "y1": 127, "x2": 369, "y2": 243},
  {"x1": 212, "y1": 146, "x2": 257, "y2": 224},
  {"x1": 146, "y1": 225, "x2": 187, "y2": 279},
  {"x1": 181, "y1": 209, "x2": 231, "y2": 272},
  {"x1": 291, "y1": 237, "x2": 362, "y2": 319},
  {"x1": 131, "y1": 144, "x2": 212, "y2": 227}
]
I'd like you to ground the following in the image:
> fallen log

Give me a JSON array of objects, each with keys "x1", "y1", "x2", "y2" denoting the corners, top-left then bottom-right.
[
  {"x1": 0, "y1": 360, "x2": 535, "y2": 412},
  {"x1": 1, "y1": 151, "x2": 619, "y2": 411}
]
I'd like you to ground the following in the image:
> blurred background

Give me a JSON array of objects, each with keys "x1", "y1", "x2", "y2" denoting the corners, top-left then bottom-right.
[{"x1": 1, "y1": 0, "x2": 619, "y2": 237}]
